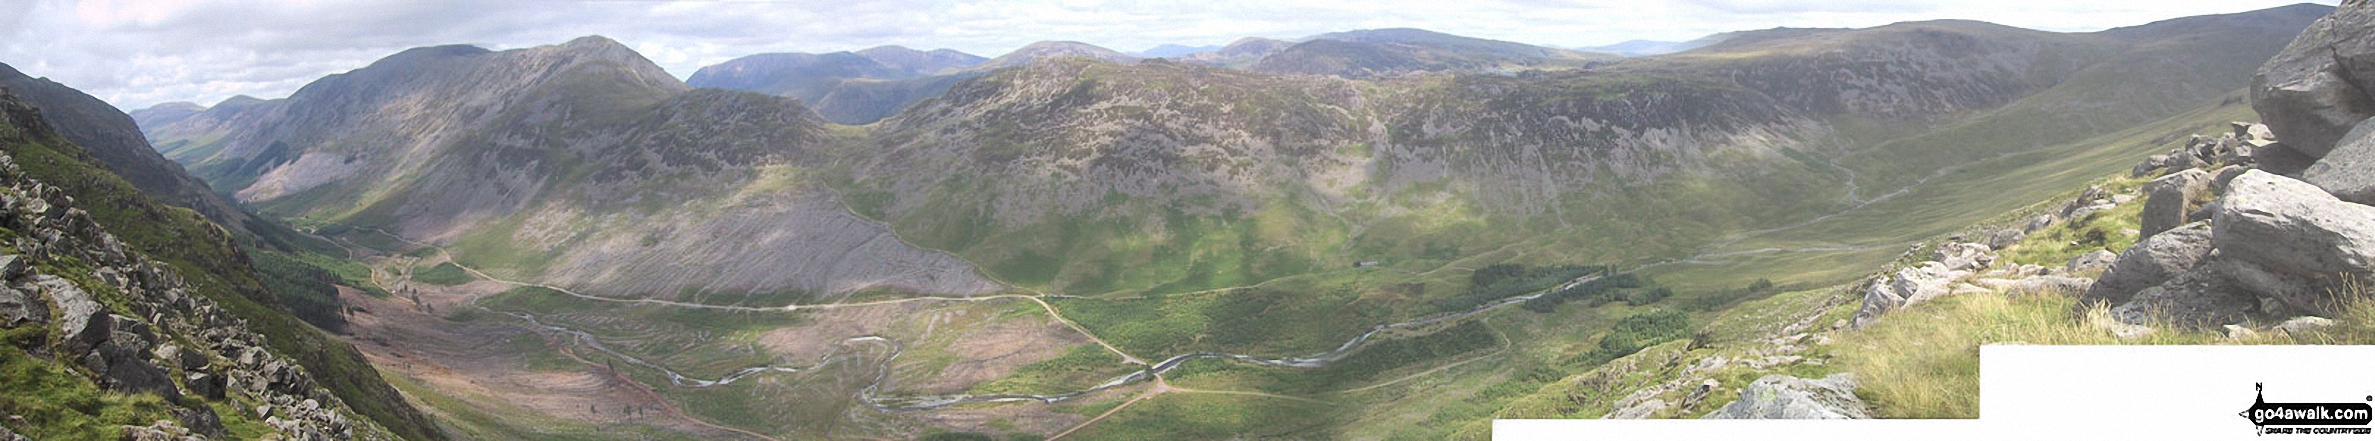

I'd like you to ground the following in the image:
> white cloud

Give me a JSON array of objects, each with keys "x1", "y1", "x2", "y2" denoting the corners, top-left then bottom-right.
[{"x1": 0, "y1": 0, "x2": 2343, "y2": 112}]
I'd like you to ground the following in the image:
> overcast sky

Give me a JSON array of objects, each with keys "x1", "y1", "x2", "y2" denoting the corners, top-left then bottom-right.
[{"x1": 0, "y1": 0, "x2": 2343, "y2": 111}]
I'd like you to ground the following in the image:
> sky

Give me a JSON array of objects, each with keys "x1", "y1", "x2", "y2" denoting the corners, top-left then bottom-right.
[{"x1": 0, "y1": 0, "x2": 2344, "y2": 112}]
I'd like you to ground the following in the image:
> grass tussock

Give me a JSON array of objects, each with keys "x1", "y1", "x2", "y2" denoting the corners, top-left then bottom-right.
[
  {"x1": 1842, "y1": 283, "x2": 2375, "y2": 419},
  {"x1": 1837, "y1": 292, "x2": 2218, "y2": 418}
]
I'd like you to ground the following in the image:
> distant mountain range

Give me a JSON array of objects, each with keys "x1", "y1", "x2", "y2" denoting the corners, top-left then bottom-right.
[{"x1": 131, "y1": 4, "x2": 2332, "y2": 302}]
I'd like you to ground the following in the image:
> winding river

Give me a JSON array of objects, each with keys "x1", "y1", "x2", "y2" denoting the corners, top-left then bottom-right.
[{"x1": 477, "y1": 273, "x2": 1608, "y2": 411}]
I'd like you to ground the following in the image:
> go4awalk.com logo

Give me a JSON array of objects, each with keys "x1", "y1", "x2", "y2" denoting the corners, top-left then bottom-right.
[{"x1": 2242, "y1": 383, "x2": 2375, "y2": 435}]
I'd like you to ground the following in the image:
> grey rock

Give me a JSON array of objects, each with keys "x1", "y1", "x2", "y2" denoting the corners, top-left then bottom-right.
[
  {"x1": 2274, "y1": 316, "x2": 2336, "y2": 336},
  {"x1": 2001, "y1": 275, "x2": 2095, "y2": 297},
  {"x1": 94, "y1": 316, "x2": 179, "y2": 400},
  {"x1": 1932, "y1": 242, "x2": 1996, "y2": 273},
  {"x1": 2252, "y1": 2, "x2": 2375, "y2": 158},
  {"x1": 2303, "y1": 117, "x2": 2375, "y2": 205},
  {"x1": 2083, "y1": 222, "x2": 2214, "y2": 307},
  {"x1": 2213, "y1": 171, "x2": 2375, "y2": 316},
  {"x1": 2110, "y1": 268, "x2": 2256, "y2": 329},
  {"x1": 2214, "y1": 257, "x2": 2324, "y2": 316},
  {"x1": 0, "y1": 285, "x2": 41, "y2": 328},
  {"x1": 2212, "y1": 165, "x2": 2253, "y2": 192},
  {"x1": 1604, "y1": 399, "x2": 1667, "y2": 419},
  {"x1": 2141, "y1": 169, "x2": 2212, "y2": 240},
  {"x1": 0, "y1": 254, "x2": 21, "y2": 280},
  {"x1": 2257, "y1": 142, "x2": 2323, "y2": 176},
  {"x1": 1703, "y1": 373, "x2": 1868, "y2": 419},
  {"x1": 0, "y1": 421, "x2": 26, "y2": 441},
  {"x1": 2133, "y1": 154, "x2": 2172, "y2": 177},
  {"x1": 172, "y1": 407, "x2": 224, "y2": 439},
  {"x1": 1988, "y1": 228, "x2": 2028, "y2": 250},
  {"x1": 2245, "y1": 122, "x2": 2278, "y2": 141},
  {"x1": 37, "y1": 275, "x2": 109, "y2": 355},
  {"x1": 1895, "y1": 263, "x2": 1968, "y2": 306},
  {"x1": 1683, "y1": 379, "x2": 1720, "y2": 410},
  {"x1": 120, "y1": 419, "x2": 198, "y2": 441},
  {"x1": 2224, "y1": 324, "x2": 2260, "y2": 340},
  {"x1": 1851, "y1": 277, "x2": 1903, "y2": 329},
  {"x1": 2064, "y1": 250, "x2": 2119, "y2": 274},
  {"x1": 186, "y1": 372, "x2": 226, "y2": 400},
  {"x1": 2025, "y1": 214, "x2": 2058, "y2": 233}
]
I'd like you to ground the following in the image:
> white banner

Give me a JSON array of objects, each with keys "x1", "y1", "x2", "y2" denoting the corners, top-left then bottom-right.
[{"x1": 1496, "y1": 345, "x2": 2375, "y2": 440}]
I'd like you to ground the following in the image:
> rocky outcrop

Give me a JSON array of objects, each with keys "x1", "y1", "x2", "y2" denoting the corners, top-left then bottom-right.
[
  {"x1": 2251, "y1": 2, "x2": 2375, "y2": 162},
  {"x1": 2135, "y1": 124, "x2": 2277, "y2": 178},
  {"x1": 0, "y1": 149, "x2": 373, "y2": 439},
  {"x1": 1849, "y1": 240, "x2": 2104, "y2": 327},
  {"x1": 1702, "y1": 373, "x2": 1869, "y2": 419},
  {"x1": 2080, "y1": 169, "x2": 2375, "y2": 330}
]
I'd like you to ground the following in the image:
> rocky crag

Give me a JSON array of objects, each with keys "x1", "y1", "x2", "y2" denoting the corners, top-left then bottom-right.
[{"x1": 129, "y1": 38, "x2": 1001, "y2": 301}]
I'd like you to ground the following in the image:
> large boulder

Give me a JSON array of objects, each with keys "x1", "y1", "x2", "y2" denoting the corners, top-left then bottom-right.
[
  {"x1": 2083, "y1": 222, "x2": 2215, "y2": 307},
  {"x1": 2303, "y1": 117, "x2": 2375, "y2": 205},
  {"x1": 2140, "y1": 169, "x2": 2212, "y2": 240},
  {"x1": 1703, "y1": 373, "x2": 1868, "y2": 419},
  {"x1": 2212, "y1": 170, "x2": 2375, "y2": 316},
  {"x1": 2252, "y1": 2, "x2": 2375, "y2": 159}
]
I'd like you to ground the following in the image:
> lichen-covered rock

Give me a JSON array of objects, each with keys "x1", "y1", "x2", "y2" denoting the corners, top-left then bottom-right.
[
  {"x1": 2213, "y1": 170, "x2": 2375, "y2": 316},
  {"x1": 1703, "y1": 373, "x2": 1868, "y2": 419},
  {"x1": 2083, "y1": 222, "x2": 2215, "y2": 307}
]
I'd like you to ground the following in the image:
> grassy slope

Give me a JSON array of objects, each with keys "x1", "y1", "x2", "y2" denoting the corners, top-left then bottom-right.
[{"x1": 1644, "y1": 94, "x2": 2258, "y2": 291}]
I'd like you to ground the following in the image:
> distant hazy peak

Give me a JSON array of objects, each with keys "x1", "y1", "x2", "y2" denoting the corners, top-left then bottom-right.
[
  {"x1": 1134, "y1": 43, "x2": 1223, "y2": 57},
  {"x1": 976, "y1": 41, "x2": 1138, "y2": 70},
  {"x1": 142, "y1": 101, "x2": 205, "y2": 111},
  {"x1": 214, "y1": 94, "x2": 268, "y2": 108}
]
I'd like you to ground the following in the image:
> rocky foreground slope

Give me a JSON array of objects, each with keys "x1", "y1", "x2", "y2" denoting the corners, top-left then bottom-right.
[{"x1": 0, "y1": 91, "x2": 404, "y2": 440}]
